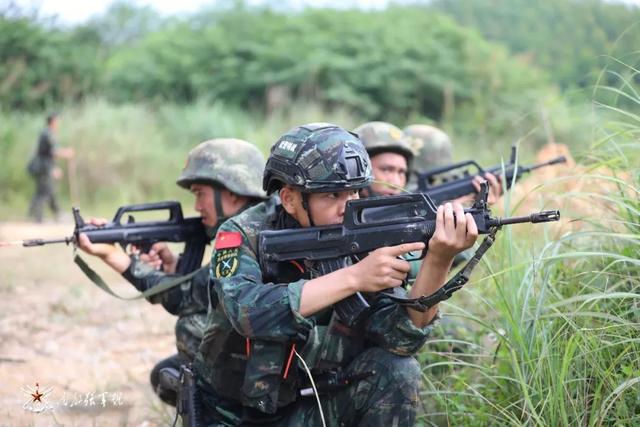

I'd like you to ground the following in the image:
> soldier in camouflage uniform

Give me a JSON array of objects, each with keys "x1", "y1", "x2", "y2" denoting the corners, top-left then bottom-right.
[
  {"x1": 77, "y1": 138, "x2": 267, "y2": 406},
  {"x1": 403, "y1": 124, "x2": 453, "y2": 177},
  {"x1": 195, "y1": 123, "x2": 479, "y2": 425}
]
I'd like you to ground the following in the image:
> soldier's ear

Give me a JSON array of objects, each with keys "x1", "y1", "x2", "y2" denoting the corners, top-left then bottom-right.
[{"x1": 280, "y1": 186, "x2": 303, "y2": 217}]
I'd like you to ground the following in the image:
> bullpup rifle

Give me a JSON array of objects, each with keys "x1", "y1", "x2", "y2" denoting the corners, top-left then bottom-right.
[{"x1": 415, "y1": 146, "x2": 566, "y2": 204}]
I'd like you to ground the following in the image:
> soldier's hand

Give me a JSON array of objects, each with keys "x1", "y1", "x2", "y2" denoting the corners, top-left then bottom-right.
[
  {"x1": 77, "y1": 218, "x2": 120, "y2": 259},
  {"x1": 51, "y1": 167, "x2": 63, "y2": 180},
  {"x1": 56, "y1": 147, "x2": 74, "y2": 159},
  {"x1": 138, "y1": 242, "x2": 177, "y2": 273},
  {"x1": 428, "y1": 202, "x2": 478, "y2": 264},
  {"x1": 472, "y1": 172, "x2": 502, "y2": 205},
  {"x1": 351, "y1": 242, "x2": 425, "y2": 292}
]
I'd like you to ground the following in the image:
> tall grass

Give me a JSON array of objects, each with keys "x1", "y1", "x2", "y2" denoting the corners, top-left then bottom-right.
[
  {"x1": 1, "y1": 95, "x2": 595, "y2": 221},
  {"x1": 0, "y1": 98, "x2": 362, "y2": 220},
  {"x1": 418, "y1": 85, "x2": 639, "y2": 426}
]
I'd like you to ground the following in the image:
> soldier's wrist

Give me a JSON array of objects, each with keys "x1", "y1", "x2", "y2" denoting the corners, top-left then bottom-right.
[{"x1": 342, "y1": 265, "x2": 362, "y2": 294}]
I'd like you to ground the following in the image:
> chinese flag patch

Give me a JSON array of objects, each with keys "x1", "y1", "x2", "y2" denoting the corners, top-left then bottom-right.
[{"x1": 215, "y1": 231, "x2": 242, "y2": 250}]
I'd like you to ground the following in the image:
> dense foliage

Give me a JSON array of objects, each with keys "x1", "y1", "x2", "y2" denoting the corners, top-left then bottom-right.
[
  {"x1": 2, "y1": 1, "x2": 547, "y2": 119},
  {"x1": 433, "y1": 0, "x2": 640, "y2": 93}
]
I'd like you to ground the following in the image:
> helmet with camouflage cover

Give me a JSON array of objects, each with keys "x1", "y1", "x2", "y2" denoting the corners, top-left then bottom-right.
[
  {"x1": 353, "y1": 121, "x2": 415, "y2": 167},
  {"x1": 263, "y1": 123, "x2": 372, "y2": 195},
  {"x1": 403, "y1": 125, "x2": 453, "y2": 174},
  {"x1": 177, "y1": 138, "x2": 267, "y2": 199}
]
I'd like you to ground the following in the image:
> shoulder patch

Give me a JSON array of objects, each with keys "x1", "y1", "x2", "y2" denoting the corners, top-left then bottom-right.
[
  {"x1": 214, "y1": 247, "x2": 240, "y2": 278},
  {"x1": 215, "y1": 231, "x2": 242, "y2": 250}
]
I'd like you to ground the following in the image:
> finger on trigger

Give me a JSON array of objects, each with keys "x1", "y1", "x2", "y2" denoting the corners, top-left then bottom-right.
[{"x1": 390, "y1": 257, "x2": 411, "y2": 274}]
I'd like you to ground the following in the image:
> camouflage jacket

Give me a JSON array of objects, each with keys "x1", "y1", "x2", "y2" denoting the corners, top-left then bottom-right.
[
  {"x1": 204, "y1": 200, "x2": 435, "y2": 414},
  {"x1": 122, "y1": 257, "x2": 210, "y2": 359}
]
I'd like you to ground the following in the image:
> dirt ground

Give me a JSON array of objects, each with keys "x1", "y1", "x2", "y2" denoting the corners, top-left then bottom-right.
[{"x1": 0, "y1": 222, "x2": 182, "y2": 426}]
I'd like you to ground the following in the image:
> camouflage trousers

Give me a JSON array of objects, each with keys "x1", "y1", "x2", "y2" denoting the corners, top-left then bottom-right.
[
  {"x1": 28, "y1": 175, "x2": 59, "y2": 222},
  {"x1": 200, "y1": 347, "x2": 421, "y2": 426}
]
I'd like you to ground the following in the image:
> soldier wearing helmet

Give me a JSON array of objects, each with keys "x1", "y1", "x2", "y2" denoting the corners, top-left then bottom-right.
[
  {"x1": 195, "y1": 123, "x2": 478, "y2": 425},
  {"x1": 404, "y1": 124, "x2": 502, "y2": 204},
  {"x1": 354, "y1": 121, "x2": 415, "y2": 197},
  {"x1": 77, "y1": 138, "x2": 267, "y2": 406},
  {"x1": 403, "y1": 124, "x2": 453, "y2": 175}
]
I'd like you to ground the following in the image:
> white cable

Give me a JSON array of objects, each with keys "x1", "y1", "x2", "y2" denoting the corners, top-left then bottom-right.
[{"x1": 294, "y1": 348, "x2": 326, "y2": 427}]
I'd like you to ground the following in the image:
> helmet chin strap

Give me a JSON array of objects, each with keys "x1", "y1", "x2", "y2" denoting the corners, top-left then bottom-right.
[
  {"x1": 300, "y1": 192, "x2": 315, "y2": 227},
  {"x1": 206, "y1": 188, "x2": 254, "y2": 238},
  {"x1": 202, "y1": 189, "x2": 227, "y2": 239},
  {"x1": 214, "y1": 188, "x2": 226, "y2": 225}
]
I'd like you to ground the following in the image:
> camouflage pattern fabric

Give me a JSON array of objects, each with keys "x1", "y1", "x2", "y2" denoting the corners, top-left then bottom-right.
[
  {"x1": 198, "y1": 347, "x2": 422, "y2": 427},
  {"x1": 403, "y1": 124, "x2": 453, "y2": 175},
  {"x1": 353, "y1": 121, "x2": 415, "y2": 164},
  {"x1": 197, "y1": 199, "x2": 436, "y2": 419},
  {"x1": 177, "y1": 138, "x2": 267, "y2": 199},
  {"x1": 194, "y1": 196, "x2": 281, "y2": 405},
  {"x1": 263, "y1": 123, "x2": 372, "y2": 194}
]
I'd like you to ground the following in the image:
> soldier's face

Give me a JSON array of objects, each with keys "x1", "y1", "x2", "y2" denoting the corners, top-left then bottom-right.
[
  {"x1": 281, "y1": 186, "x2": 359, "y2": 227},
  {"x1": 191, "y1": 184, "x2": 218, "y2": 227},
  {"x1": 369, "y1": 152, "x2": 407, "y2": 195},
  {"x1": 305, "y1": 190, "x2": 360, "y2": 226}
]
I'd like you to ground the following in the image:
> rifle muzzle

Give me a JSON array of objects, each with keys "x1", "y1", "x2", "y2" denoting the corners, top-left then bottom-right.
[{"x1": 489, "y1": 210, "x2": 560, "y2": 226}]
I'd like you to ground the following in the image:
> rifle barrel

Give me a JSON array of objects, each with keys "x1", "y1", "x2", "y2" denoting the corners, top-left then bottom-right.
[
  {"x1": 22, "y1": 237, "x2": 73, "y2": 247},
  {"x1": 528, "y1": 155, "x2": 567, "y2": 171},
  {"x1": 489, "y1": 210, "x2": 560, "y2": 227}
]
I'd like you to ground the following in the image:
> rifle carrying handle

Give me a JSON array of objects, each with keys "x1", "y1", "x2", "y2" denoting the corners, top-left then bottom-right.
[{"x1": 112, "y1": 200, "x2": 184, "y2": 225}]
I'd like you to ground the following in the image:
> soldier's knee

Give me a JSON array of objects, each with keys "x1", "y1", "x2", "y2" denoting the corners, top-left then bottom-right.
[
  {"x1": 377, "y1": 351, "x2": 420, "y2": 392},
  {"x1": 149, "y1": 362, "x2": 162, "y2": 389},
  {"x1": 354, "y1": 348, "x2": 421, "y2": 400}
]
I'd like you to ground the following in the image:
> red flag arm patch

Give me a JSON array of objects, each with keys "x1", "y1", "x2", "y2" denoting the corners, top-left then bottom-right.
[{"x1": 215, "y1": 231, "x2": 243, "y2": 250}]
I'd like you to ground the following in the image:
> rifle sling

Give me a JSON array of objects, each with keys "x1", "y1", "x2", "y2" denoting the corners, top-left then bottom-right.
[
  {"x1": 384, "y1": 227, "x2": 499, "y2": 311},
  {"x1": 73, "y1": 253, "x2": 205, "y2": 300}
]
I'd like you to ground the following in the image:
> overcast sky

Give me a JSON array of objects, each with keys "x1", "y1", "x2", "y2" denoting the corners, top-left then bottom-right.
[
  {"x1": 9, "y1": 0, "x2": 395, "y2": 24},
  {"x1": 8, "y1": 0, "x2": 640, "y2": 25}
]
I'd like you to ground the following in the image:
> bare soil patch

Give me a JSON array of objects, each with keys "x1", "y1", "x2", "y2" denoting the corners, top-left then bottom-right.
[{"x1": 0, "y1": 222, "x2": 177, "y2": 426}]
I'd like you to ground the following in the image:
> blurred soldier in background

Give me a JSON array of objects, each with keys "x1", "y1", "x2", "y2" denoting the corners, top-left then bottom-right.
[{"x1": 27, "y1": 112, "x2": 74, "y2": 222}]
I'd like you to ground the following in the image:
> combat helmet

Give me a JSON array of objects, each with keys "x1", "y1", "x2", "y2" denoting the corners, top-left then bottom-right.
[
  {"x1": 403, "y1": 125, "x2": 453, "y2": 174},
  {"x1": 353, "y1": 121, "x2": 415, "y2": 168},
  {"x1": 177, "y1": 138, "x2": 267, "y2": 199},
  {"x1": 263, "y1": 123, "x2": 372, "y2": 195}
]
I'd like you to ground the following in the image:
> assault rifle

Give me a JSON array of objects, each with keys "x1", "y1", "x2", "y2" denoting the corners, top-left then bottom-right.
[
  {"x1": 415, "y1": 146, "x2": 566, "y2": 205},
  {"x1": 260, "y1": 184, "x2": 560, "y2": 326},
  {"x1": 18, "y1": 201, "x2": 208, "y2": 275}
]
